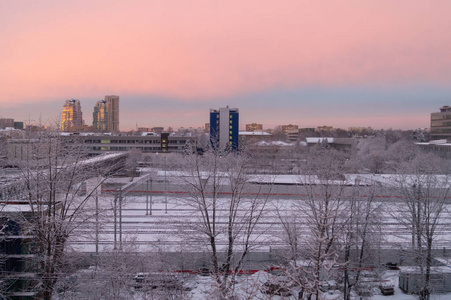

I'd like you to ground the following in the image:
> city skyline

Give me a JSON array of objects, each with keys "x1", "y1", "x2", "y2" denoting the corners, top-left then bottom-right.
[{"x1": 1, "y1": 1, "x2": 451, "y2": 130}]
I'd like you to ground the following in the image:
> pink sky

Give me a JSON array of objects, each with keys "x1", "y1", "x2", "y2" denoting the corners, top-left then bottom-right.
[{"x1": 1, "y1": 1, "x2": 451, "y2": 130}]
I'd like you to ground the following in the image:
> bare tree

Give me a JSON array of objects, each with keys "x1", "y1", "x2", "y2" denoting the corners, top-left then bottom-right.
[
  {"x1": 0, "y1": 135, "x2": 7, "y2": 163},
  {"x1": 123, "y1": 149, "x2": 142, "y2": 178},
  {"x1": 353, "y1": 137, "x2": 387, "y2": 174},
  {"x1": 271, "y1": 126, "x2": 288, "y2": 142},
  {"x1": 395, "y1": 152, "x2": 450, "y2": 300},
  {"x1": 8, "y1": 133, "x2": 124, "y2": 299},
  {"x1": 0, "y1": 207, "x2": 12, "y2": 299},
  {"x1": 176, "y1": 149, "x2": 272, "y2": 299},
  {"x1": 276, "y1": 148, "x2": 350, "y2": 299},
  {"x1": 384, "y1": 140, "x2": 420, "y2": 172},
  {"x1": 341, "y1": 185, "x2": 382, "y2": 300}
]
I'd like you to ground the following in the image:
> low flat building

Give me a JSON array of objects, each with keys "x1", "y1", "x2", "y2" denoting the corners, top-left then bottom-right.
[
  {"x1": 416, "y1": 140, "x2": 451, "y2": 159},
  {"x1": 79, "y1": 134, "x2": 192, "y2": 154},
  {"x1": 7, "y1": 134, "x2": 193, "y2": 158},
  {"x1": 239, "y1": 131, "x2": 272, "y2": 145},
  {"x1": 399, "y1": 267, "x2": 451, "y2": 294},
  {"x1": 7, "y1": 139, "x2": 50, "y2": 160}
]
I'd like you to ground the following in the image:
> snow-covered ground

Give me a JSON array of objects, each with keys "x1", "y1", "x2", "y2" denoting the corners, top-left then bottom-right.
[
  {"x1": 57, "y1": 267, "x2": 451, "y2": 300},
  {"x1": 68, "y1": 192, "x2": 451, "y2": 254},
  {"x1": 184, "y1": 269, "x2": 451, "y2": 300}
]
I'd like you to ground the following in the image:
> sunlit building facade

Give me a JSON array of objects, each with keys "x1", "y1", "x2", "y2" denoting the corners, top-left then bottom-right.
[
  {"x1": 245, "y1": 123, "x2": 263, "y2": 132},
  {"x1": 93, "y1": 100, "x2": 107, "y2": 131},
  {"x1": 281, "y1": 124, "x2": 298, "y2": 133},
  {"x1": 105, "y1": 95, "x2": 120, "y2": 132},
  {"x1": 93, "y1": 95, "x2": 120, "y2": 132},
  {"x1": 61, "y1": 99, "x2": 83, "y2": 132}
]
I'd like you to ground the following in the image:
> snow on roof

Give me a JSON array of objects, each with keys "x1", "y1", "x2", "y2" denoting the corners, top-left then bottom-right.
[
  {"x1": 399, "y1": 266, "x2": 451, "y2": 274},
  {"x1": 156, "y1": 170, "x2": 230, "y2": 179},
  {"x1": 430, "y1": 139, "x2": 448, "y2": 144},
  {"x1": 79, "y1": 152, "x2": 126, "y2": 165},
  {"x1": 0, "y1": 127, "x2": 20, "y2": 132},
  {"x1": 141, "y1": 132, "x2": 158, "y2": 136},
  {"x1": 0, "y1": 204, "x2": 34, "y2": 212},
  {"x1": 256, "y1": 141, "x2": 293, "y2": 146},
  {"x1": 246, "y1": 173, "x2": 450, "y2": 187},
  {"x1": 306, "y1": 137, "x2": 334, "y2": 144},
  {"x1": 239, "y1": 131, "x2": 272, "y2": 136},
  {"x1": 415, "y1": 141, "x2": 451, "y2": 146}
]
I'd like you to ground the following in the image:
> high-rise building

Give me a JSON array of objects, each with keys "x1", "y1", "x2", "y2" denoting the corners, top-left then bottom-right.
[
  {"x1": 209, "y1": 106, "x2": 239, "y2": 151},
  {"x1": 105, "y1": 95, "x2": 120, "y2": 132},
  {"x1": 431, "y1": 106, "x2": 451, "y2": 141},
  {"x1": 93, "y1": 95, "x2": 120, "y2": 132},
  {"x1": 61, "y1": 99, "x2": 83, "y2": 132},
  {"x1": 93, "y1": 100, "x2": 107, "y2": 131}
]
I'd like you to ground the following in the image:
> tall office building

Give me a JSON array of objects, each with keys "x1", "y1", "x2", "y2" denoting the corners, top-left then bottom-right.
[
  {"x1": 431, "y1": 106, "x2": 451, "y2": 141},
  {"x1": 93, "y1": 100, "x2": 107, "y2": 131},
  {"x1": 104, "y1": 95, "x2": 120, "y2": 132},
  {"x1": 61, "y1": 99, "x2": 83, "y2": 132},
  {"x1": 93, "y1": 95, "x2": 120, "y2": 132},
  {"x1": 210, "y1": 106, "x2": 239, "y2": 151}
]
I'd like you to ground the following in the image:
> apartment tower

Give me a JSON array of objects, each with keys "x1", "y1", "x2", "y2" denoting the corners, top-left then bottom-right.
[
  {"x1": 209, "y1": 106, "x2": 239, "y2": 151},
  {"x1": 93, "y1": 95, "x2": 120, "y2": 132},
  {"x1": 61, "y1": 99, "x2": 83, "y2": 132}
]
